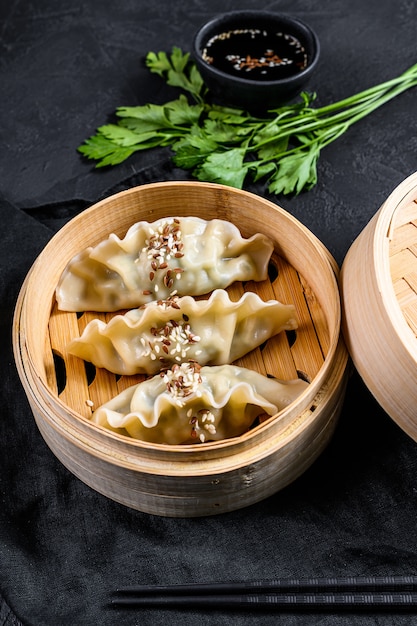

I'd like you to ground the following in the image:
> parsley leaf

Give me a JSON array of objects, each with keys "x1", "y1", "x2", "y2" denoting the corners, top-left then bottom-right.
[
  {"x1": 172, "y1": 131, "x2": 218, "y2": 168},
  {"x1": 268, "y1": 146, "x2": 320, "y2": 195},
  {"x1": 194, "y1": 148, "x2": 251, "y2": 189},
  {"x1": 146, "y1": 46, "x2": 206, "y2": 103}
]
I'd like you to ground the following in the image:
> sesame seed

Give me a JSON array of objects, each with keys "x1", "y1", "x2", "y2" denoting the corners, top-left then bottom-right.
[
  {"x1": 205, "y1": 423, "x2": 217, "y2": 435},
  {"x1": 162, "y1": 361, "x2": 202, "y2": 401},
  {"x1": 142, "y1": 313, "x2": 202, "y2": 366}
]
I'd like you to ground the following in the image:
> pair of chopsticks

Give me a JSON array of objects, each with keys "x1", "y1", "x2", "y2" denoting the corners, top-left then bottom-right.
[{"x1": 111, "y1": 575, "x2": 417, "y2": 612}]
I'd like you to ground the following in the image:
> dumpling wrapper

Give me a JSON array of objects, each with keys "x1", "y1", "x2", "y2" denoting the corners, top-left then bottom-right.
[
  {"x1": 56, "y1": 216, "x2": 274, "y2": 312},
  {"x1": 92, "y1": 362, "x2": 309, "y2": 444},
  {"x1": 68, "y1": 289, "x2": 298, "y2": 375}
]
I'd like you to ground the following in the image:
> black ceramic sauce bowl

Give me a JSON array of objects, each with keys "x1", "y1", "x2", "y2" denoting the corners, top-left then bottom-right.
[{"x1": 193, "y1": 10, "x2": 320, "y2": 113}]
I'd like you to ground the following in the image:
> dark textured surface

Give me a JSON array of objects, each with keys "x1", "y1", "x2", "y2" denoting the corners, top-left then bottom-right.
[{"x1": 1, "y1": 1, "x2": 417, "y2": 624}]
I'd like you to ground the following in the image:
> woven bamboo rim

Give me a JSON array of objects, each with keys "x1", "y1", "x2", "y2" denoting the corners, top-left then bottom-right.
[
  {"x1": 341, "y1": 171, "x2": 417, "y2": 440},
  {"x1": 13, "y1": 182, "x2": 348, "y2": 515}
]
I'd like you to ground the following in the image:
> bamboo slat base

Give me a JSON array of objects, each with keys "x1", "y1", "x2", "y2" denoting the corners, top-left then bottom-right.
[{"x1": 389, "y1": 199, "x2": 417, "y2": 336}]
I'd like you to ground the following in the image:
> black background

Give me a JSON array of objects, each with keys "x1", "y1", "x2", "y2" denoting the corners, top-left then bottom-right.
[{"x1": 1, "y1": 1, "x2": 417, "y2": 624}]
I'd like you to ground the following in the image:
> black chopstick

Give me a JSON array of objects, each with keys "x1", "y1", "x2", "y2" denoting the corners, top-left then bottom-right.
[
  {"x1": 112, "y1": 576, "x2": 417, "y2": 612},
  {"x1": 111, "y1": 591, "x2": 417, "y2": 611},
  {"x1": 115, "y1": 575, "x2": 417, "y2": 596}
]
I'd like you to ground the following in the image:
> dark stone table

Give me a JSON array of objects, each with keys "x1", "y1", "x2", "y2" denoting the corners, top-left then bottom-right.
[{"x1": 2, "y1": 1, "x2": 417, "y2": 624}]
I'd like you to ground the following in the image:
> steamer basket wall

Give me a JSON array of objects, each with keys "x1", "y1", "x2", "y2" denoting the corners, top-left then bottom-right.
[{"x1": 13, "y1": 181, "x2": 349, "y2": 517}]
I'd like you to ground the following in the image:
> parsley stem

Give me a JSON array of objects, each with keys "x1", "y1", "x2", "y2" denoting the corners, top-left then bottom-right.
[
  {"x1": 250, "y1": 66, "x2": 417, "y2": 154},
  {"x1": 313, "y1": 62, "x2": 417, "y2": 116}
]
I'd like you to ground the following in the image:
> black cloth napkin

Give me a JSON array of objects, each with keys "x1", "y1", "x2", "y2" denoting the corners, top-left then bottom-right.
[{"x1": 2, "y1": 1, "x2": 417, "y2": 625}]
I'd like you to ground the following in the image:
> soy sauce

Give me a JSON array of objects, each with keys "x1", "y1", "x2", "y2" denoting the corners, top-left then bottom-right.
[{"x1": 202, "y1": 28, "x2": 307, "y2": 81}]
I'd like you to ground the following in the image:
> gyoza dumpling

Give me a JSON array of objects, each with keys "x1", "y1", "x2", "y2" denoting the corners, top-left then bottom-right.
[
  {"x1": 92, "y1": 362, "x2": 309, "y2": 444},
  {"x1": 68, "y1": 289, "x2": 298, "y2": 375},
  {"x1": 56, "y1": 216, "x2": 274, "y2": 312}
]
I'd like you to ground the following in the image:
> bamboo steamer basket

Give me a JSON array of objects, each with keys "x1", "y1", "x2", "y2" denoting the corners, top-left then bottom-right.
[
  {"x1": 341, "y1": 171, "x2": 417, "y2": 441},
  {"x1": 13, "y1": 181, "x2": 348, "y2": 517}
]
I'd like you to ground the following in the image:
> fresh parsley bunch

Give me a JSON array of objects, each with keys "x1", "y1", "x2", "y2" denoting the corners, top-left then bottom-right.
[{"x1": 78, "y1": 47, "x2": 417, "y2": 195}]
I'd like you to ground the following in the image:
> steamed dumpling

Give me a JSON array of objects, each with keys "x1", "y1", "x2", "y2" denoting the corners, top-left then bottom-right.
[
  {"x1": 92, "y1": 362, "x2": 309, "y2": 444},
  {"x1": 56, "y1": 216, "x2": 274, "y2": 312},
  {"x1": 68, "y1": 289, "x2": 298, "y2": 375}
]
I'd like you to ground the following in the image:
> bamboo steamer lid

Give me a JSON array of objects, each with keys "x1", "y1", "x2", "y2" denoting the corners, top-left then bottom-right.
[
  {"x1": 13, "y1": 181, "x2": 348, "y2": 517},
  {"x1": 341, "y1": 171, "x2": 417, "y2": 441}
]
